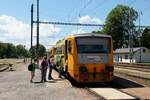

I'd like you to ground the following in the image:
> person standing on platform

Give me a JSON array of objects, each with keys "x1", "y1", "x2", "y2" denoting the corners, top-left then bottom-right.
[
  {"x1": 48, "y1": 55, "x2": 54, "y2": 80},
  {"x1": 30, "y1": 59, "x2": 36, "y2": 83},
  {"x1": 40, "y1": 56, "x2": 48, "y2": 82}
]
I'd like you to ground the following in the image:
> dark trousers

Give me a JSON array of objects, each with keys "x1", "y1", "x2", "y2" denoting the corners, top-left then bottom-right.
[
  {"x1": 48, "y1": 66, "x2": 52, "y2": 79},
  {"x1": 41, "y1": 69, "x2": 47, "y2": 82},
  {"x1": 58, "y1": 67, "x2": 63, "y2": 78}
]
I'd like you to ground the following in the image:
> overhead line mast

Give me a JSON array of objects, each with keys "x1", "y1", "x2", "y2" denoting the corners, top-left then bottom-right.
[
  {"x1": 31, "y1": 4, "x2": 33, "y2": 61},
  {"x1": 37, "y1": 0, "x2": 39, "y2": 66}
]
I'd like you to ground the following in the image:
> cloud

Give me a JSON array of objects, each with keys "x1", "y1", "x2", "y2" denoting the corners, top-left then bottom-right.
[
  {"x1": 0, "y1": 15, "x2": 30, "y2": 39},
  {"x1": 71, "y1": 29, "x2": 86, "y2": 34},
  {"x1": 39, "y1": 23, "x2": 61, "y2": 37},
  {"x1": 78, "y1": 15, "x2": 103, "y2": 24},
  {"x1": 0, "y1": 15, "x2": 61, "y2": 49}
]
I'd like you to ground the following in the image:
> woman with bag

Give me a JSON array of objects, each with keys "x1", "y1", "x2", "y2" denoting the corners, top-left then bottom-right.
[{"x1": 29, "y1": 59, "x2": 36, "y2": 83}]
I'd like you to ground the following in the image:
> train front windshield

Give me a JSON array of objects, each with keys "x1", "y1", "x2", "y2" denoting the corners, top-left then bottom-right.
[{"x1": 76, "y1": 37, "x2": 110, "y2": 53}]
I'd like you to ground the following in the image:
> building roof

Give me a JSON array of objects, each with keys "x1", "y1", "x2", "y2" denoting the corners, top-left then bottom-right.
[{"x1": 114, "y1": 47, "x2": 144, "y2": 54}]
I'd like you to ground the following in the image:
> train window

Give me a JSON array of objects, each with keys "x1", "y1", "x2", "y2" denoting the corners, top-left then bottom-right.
[
  {"x1": 68, "y1": 41, "x2": 72, "y2": 53},
  {"x1": 56, "y1": 47, "x2": 62, "y2": 54},
  {"x1": 76, "y1": 37, "x2": 110, "y2": 53},
  {"x1": 56, "y1": 48, "x2": 58, "y2": 54},
  {"x1": 65, "y1": 40, "x2": 68, "y2": 60},
  {"x1": 62, "y1": 45, "x2": 65, "y2": 54}
]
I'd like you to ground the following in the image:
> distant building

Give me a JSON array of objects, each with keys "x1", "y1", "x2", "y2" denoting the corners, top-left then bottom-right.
[{"x1": 114, "y1": 47, "x2": 150, "y2": 63}]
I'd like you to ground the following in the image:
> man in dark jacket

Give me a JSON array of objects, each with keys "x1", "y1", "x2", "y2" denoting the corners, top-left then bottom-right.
[{"x1": 40, "y1": 56, "x2": 48, "y2": 82}]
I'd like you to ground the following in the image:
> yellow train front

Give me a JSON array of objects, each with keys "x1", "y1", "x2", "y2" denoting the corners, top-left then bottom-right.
[{"x1": 53, "y1": 33, "x2": 114, "y2": 83}]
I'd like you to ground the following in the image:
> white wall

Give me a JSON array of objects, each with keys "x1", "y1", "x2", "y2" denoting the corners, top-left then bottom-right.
[
  {"x1": 114, "y1": 53, "x2": 131, "y2": 63},
  {"x1": 114, "y1": 47, "x2": 150, "y2": 63},
  {"x1": 134, "y1": 48, "x2": 150, "y2": 63}
]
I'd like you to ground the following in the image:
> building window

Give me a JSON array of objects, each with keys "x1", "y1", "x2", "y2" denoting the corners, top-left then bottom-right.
[
  {"x1": 125, "y1": 55, "x2": 128, "y2": 59},
  {"x1": 120, "y1": 56, "x2": 122, "y2": 62}
]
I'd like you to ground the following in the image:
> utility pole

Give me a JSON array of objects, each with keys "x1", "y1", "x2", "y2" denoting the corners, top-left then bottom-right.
[
  {"x1": 37, "y1": 0, "x2": 39, "y2": 66},
  {"x1": 24, "y1": 45, "x2": 26, "y2": 63},
  {"x1": 31, "y1": 4, "x2": 33, "y2": 61},
  {"x1": 139, "y1": 11, "x2": 142, "y2": 63},
  {"x1": 129, "y1": 9, "x2": 133, "y2": 64},
  {"x1": 129, "y1": 9, "x2": 131, "y2": 63}
]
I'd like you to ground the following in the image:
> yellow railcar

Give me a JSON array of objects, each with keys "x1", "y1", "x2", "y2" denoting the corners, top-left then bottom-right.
[{"x1": 50, "y1": 33, "x2": 114, "y2": 83}]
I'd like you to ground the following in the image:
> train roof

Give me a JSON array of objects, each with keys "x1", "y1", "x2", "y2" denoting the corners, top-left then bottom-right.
[
  {"x1": 53, "y1": 33, "x2": 111, "y2": 48},
  {"x1": 70, "y1": 33, "x2": 111, "y2": 38},
  {"x1": 55, "y1": 38, "x2": 65, "y2": 47}
]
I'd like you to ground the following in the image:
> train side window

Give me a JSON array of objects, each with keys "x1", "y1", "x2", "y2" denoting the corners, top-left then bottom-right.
[
  {"x1": 68, "y1": 41, "x2": 72, "y2": 53},
  {"x1": 65, "y1": 40, "x2": 68, "y2": 60}
]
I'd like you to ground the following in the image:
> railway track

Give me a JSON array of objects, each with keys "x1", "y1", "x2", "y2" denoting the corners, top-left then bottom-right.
[
  {"x1": 115, "y1": 63, "x2": 150, "y2": 72},
  {"x1": 0, "y1": 64, "x2": 10, "y2": 72},
  {"x1": 0, "y1": 59, "x2": 25, "y2": 72},
  {"x1": 0, "y1": 66, "x2": 9, "y2": 72},
  {"x1": 53, "y1": 67, "x2": 138, "y2": 99},
  {"x1": 115, "y1": 71, "x2": 150, "y2": 87},
  {"x1": 115, "y1": 63, "x2": 150, "y2": 86}
]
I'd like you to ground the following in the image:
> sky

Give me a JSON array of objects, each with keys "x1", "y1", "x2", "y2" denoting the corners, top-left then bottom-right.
[{"x1": 0, "y1": 0, "x2": 150, "y2": 49}]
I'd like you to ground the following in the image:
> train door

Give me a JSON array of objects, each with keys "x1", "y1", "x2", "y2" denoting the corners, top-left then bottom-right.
[
  {"x1": 65, "y1": 40, "x2": 68, "y2": 60},
  {"x1": 66, "y1": 39, "x2": 73, "y2": 76},
  {"x1": 64, "y1": 40, "x2": 69, "y2": 73}
]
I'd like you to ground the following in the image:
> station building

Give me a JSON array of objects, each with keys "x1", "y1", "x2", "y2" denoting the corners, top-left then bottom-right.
[{"x1": 114, "y1": 47, "x2": 150, "y2": 63}]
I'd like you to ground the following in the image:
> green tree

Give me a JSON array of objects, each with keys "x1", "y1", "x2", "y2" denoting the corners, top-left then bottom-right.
[
  {"x1": 30, "y1": 44, "x2": 46, "y2": 58},
  {"x1": 16, "y1": 45, "x2": 25, "y2": 57},
  {"x1": 16, "y1": 45, "x2": 30, "y2": 58},
  {"x1": 5, "y1": 43, "x2": 17, "y2": 58},
  {"x1": 92, "y1": 30, "x2": 104, "y2": 34},
  {"x1": 141, "y1": 28, "x2": 150, "y2": 49},
  {"x1": 102, "y1": 5, "x2": 138, "y2": 50},
  {"x1": 0, "y1": 42, "x2": 6, "y2": 58},
  {"x1": 0, "y1": 42, "x2": 30, "y2": 58}
]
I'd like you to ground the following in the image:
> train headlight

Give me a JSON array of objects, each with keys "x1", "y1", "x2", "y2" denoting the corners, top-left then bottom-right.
[
  {"x1": 79, "y1": 66, "x2": 89, "y2": 80},
  {"x1": 79, "y1": 66, "x2": 87, "y2": 72}
]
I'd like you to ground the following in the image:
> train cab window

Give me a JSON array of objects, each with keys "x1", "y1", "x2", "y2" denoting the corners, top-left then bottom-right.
[{"x1": 76, "y1": 37, "x2": 110, "y2": 53}]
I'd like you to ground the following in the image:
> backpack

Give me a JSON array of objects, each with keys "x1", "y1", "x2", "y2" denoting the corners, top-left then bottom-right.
[{"x1": 28, "y1": 64, "x2": 33, "y2": 71}]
